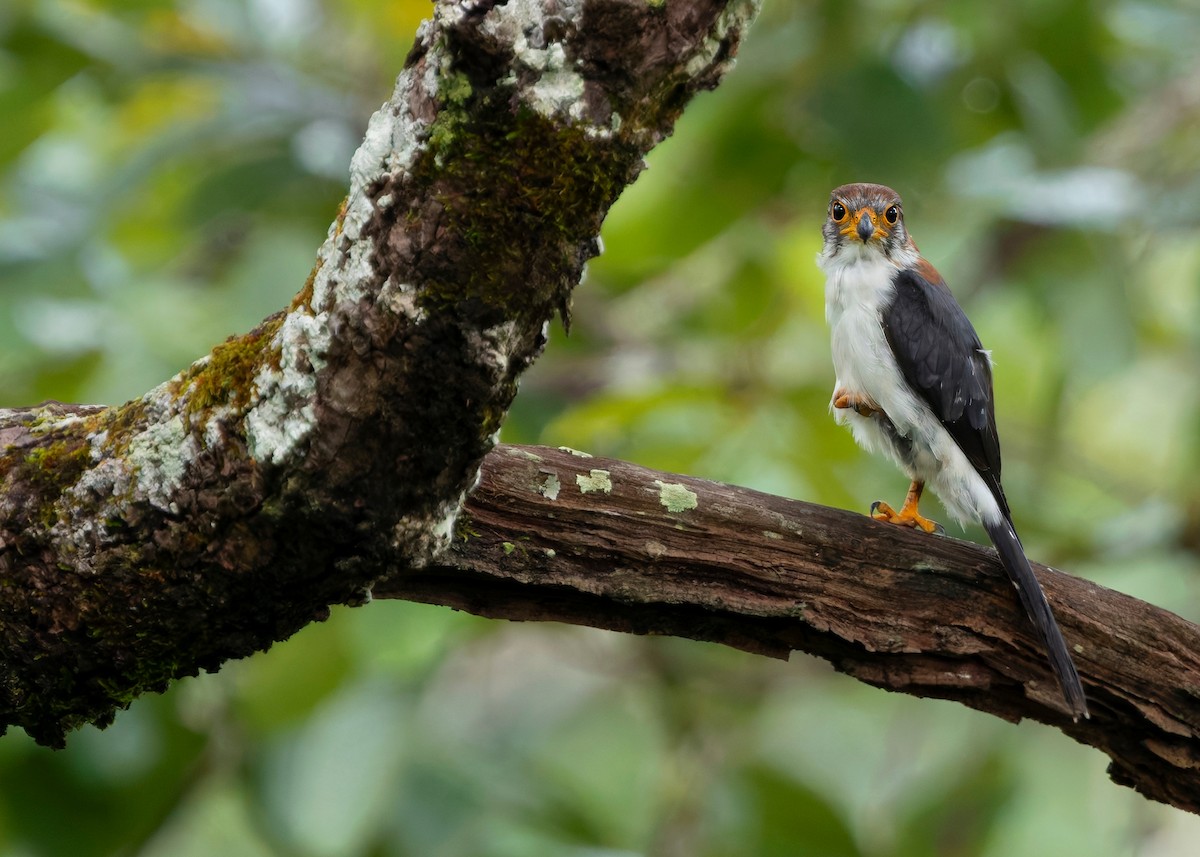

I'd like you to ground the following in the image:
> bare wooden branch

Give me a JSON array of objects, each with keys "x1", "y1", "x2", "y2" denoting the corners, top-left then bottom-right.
[
  {"x1": 0, "y1": 0, "x2": 760, "y2": 747},
  {"x1": 375, "y1": 443, "x2": 1200, "y2": 814}
]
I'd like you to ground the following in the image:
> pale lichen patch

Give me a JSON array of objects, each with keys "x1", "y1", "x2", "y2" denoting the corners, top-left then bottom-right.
[
  {"x1": 539, "y1": 473, "x2": 561, "y2": 500},
  {"x1": 58, "y1": 449, "x2": 135, "y2": 561},
  {"x1": 685, "y1": 0, "x2": 762, "y2": 78},
  {"x1": 558, "y1": 446, "x2": 592, "y2": 458},
  {"x1": 505, "y1": 447, "x2": 544, "y2": 462},
  {"x1": 28, "y1": 412, "x2": 93, "y2": 435},
  {"x1": 467, "y1": 319, "x2": 522, "y2": 379},
  {"x1": 128, "y1": 414, "x2": 197, "y2": 514},
  {"x1": 466, "y1": 0, "x2": 608, "y2": 132},
  {"x1": 73, "y1": 447, "x2": 131, "y2": 502},
  {"x1": 524, "y1": 43, "x2": 587, "y2": 121},
  {"x1": 654, "y1": 480, "x2": 697, "y2": 513},
  {"x1": 392, "y1": 494, "x2": 464, "y2": 570},
  {"x1": 203, "y1": 409, "x2": 231, "y2": 449},
  {"x1": 378, "y1": 278, "x2": 425, "y2": 324},
  {"x1": 576, "y1": 469, "x2": 612, "y2": 494},
  {"x1": 429, "y1": 496, "x2": 461, "y2": 547},
  {"x1": 312, "y1": 22, "x2": 442, "y2": 313},
  {"x1": 911, "y1": 560, "x2": 951, "y2": 573},
  {"x1": 347, "y1": 31, "x2": 436, "y2": 192},
  {"x1": 763, "y1": 530, "x2": 782, "y2": 540},
  {"x1": 245, "y1": 311, "x2": 330, "y2": 466}
]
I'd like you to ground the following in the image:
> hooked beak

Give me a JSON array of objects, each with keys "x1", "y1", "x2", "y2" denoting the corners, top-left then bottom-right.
[{"x1": 856, "y1": 212, "x2": 875, "y2": 243}]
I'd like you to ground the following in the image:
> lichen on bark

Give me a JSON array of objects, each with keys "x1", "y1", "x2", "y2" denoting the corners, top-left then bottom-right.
[{"x1": 0, "y1": 0, "x2": 762, "y2": 747}]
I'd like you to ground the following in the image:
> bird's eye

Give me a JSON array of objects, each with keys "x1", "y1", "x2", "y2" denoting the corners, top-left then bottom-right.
[
  {"x1": 884, "y1": 205, "x2": 899, "y2": 225},
  {"x1": 831, "y1": 202, "x2": 847, "y2": 222}
]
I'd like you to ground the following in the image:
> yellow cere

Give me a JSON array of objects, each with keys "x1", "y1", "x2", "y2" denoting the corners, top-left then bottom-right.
[{"x1": 838, "y1": 206, "x2": 891, "y2": 241}]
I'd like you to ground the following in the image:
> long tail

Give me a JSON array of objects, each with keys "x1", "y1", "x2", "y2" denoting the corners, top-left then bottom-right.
[{"x1": 981, "y1": 516, "x2": 1089, "y2": 720}]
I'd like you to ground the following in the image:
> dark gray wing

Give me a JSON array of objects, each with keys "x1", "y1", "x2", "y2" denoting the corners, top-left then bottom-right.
[
  {"x1": 885, "y1": 266, "x2": 1087, "y2": 717},
  {"x1": 883, "y1": 266, "x2": 1010, "y2": 518}
]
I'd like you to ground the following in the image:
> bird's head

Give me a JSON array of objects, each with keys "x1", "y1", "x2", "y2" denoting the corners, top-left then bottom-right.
[{"x1": 820, "y1": 183, "x2": 916, "y2": 266}]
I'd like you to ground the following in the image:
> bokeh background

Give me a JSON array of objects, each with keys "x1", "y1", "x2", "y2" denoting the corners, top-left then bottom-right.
[{"x1": 2, "y1": 0, "x2": 1200, "y2": 854}]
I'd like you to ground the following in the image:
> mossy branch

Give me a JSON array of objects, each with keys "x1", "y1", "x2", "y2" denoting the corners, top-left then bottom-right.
[
  {"x1": 0, "y1": 0, "x2": 761, "y2": 747},
  {"x1": 2, "y1": 2, "x2": 1197, "y2": 821}
]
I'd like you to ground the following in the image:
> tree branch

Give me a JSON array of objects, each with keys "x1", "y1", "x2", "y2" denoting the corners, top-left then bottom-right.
[
  {"x1": 375, "y1": 444, "x2": 1200, "y2": 815},
  {"x1": 5, "y1": 0, "x2": 1196, "y2": 821},
  {"x1": 0, "y1": 0, "x2": 760, "y2": 747}
]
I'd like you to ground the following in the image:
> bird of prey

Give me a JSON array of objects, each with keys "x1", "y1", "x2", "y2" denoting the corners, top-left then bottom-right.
[{"x1": 816, "y1": 182, "x2": 1088, "y2": 720}]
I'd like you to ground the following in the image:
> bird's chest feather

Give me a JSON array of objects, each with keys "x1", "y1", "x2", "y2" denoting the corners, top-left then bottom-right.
[
  {"x1": 823, "y1": 255, "x2": 903, "y2": 399},
  {"x1": 821, "y1": 253, "x2": 944, "y2": 490}
]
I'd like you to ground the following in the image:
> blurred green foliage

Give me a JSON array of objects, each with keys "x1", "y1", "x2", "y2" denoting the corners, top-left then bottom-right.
[{"x1": 2, "y1": 0, "x2": 1200, "y2": 854}]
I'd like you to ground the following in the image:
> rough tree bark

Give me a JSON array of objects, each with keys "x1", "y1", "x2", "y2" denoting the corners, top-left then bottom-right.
[
  {"x1": 378, "y1": 444, "x2": 1200, "y2": 814},
  {"x1": 0, "y1": 0, "x2": 760, "y2": 747},
  {"x1": 1, "y1": 0, "x2": 1199, "y2": 820}
]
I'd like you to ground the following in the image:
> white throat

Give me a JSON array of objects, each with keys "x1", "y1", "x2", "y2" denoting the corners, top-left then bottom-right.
[{"x1": 818, "y1": 242, "x2": 915, "y2": 325}]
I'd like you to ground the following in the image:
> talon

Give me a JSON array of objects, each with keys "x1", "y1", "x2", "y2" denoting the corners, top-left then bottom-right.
[
  {"x1": 869, "y1": 481, "x2": 941, "y2": 534},
  {"x1": 833, "y1": 389, "x2": 881, "y2": 417}
]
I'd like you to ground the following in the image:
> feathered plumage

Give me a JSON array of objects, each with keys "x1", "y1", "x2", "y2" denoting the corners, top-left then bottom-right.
[{"x1": 818, "y1": 182, "x2": 1088, "y2": 719}]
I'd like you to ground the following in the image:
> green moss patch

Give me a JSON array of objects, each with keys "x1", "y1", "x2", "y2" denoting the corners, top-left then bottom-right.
[
  {"x1": 175, "y1": 314, "x2": 284, "y2": 423},
  {"x1": 402, "y1": 82, "x2": 638, "y2": 324}
]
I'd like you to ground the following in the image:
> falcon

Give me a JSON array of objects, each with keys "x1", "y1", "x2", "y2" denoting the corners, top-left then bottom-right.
[{"x1": 817, "y1": 182, "x2": 1088, "y2": 720}]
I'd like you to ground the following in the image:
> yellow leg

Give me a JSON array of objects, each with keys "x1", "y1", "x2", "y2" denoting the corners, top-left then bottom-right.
[
  {"x1": 871, "y1": 481, "x2": 942, "y2": 534},
  {"x1": 832, "y1": 388, "x2": 882, "y2": 418}
]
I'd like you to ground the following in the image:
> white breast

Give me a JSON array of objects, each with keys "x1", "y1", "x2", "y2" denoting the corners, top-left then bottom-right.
[{"x1": 819, "y1": 247, "x2": 922, "y2": 435}]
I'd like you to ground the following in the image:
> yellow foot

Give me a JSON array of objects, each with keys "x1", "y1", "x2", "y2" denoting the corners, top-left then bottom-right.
[
  {"x1": 870, "y1": 500, "x2": 943, "y2": 534},
  {"x1": 869, "y1": 482, "x2": 944, "y2": 534},
  {"x1": 833, "y1": 388, "x2": 882, "y2": 418}
]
